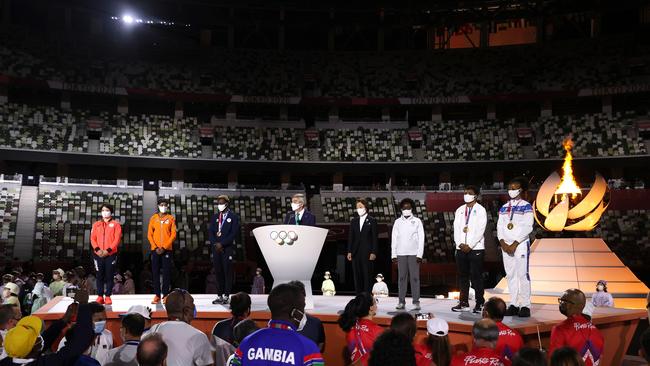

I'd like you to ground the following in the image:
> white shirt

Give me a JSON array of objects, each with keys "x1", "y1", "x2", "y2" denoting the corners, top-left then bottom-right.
[
  {"x1": 359, "y1": 214, "x2": 367, "y2": 230},
  {"x1": 295, "y1": 208, "x2": 305, "y2": 221},
  {"x1": 453, "y1": 203, "x2": 487, "y2": 250},
  {"x1": 497, "y1": 199, "x2": 534, "y2": 244},
  {"x1": 391, "y1": 215, "x2": 425, "y2": 258},
  {"x1": 147, "y1": 320, "x2": 214, "y2": 366},
  {"x1": 58, "y1": 329, "x2": 113, "y2": 365},
  {"x1": 104, "y1": 341, "x2": 140, "y2": 366}
]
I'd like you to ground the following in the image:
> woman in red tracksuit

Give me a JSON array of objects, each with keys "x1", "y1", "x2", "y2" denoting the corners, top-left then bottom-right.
[
  {"x1": 90, "y1": 203, "x2": 122, "y2": 305},
  {"x1": 338, "y1": 293, "x2": 382, "y2": 366}
]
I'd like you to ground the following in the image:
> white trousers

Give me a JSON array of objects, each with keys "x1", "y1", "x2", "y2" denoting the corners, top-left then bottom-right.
[{"x1": 502, "y1": 240, "x2": 531, "y2": 307}]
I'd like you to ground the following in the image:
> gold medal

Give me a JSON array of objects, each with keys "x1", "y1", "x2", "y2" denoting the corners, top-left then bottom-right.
[
  {"x1": 463, "y1": 226, "x2": 468, "y2": 233},
  {"x1": 507, "y1": 222, "x2": 514, "y2": 230},
  {"x1": 217, "y1": 231, "x2": 222, "y2": 237}
]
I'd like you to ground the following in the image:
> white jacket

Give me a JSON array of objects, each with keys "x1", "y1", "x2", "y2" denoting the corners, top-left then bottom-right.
[
  {"x1": 391, "y1": 215, "x2": 424, "y2": 258},
  {"x1": 453, "y1": 203, "x2": 487, "y2": 250},
  {"x1": 497, "y1": 199, "x2": 534, "y2": 244}
]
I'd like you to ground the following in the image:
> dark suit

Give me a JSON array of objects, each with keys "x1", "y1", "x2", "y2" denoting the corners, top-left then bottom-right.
[
  {"x1": 283, "y1": 210, "x2": 316, "y2": 226},
  {"x1": 208, "y1": 209, "x2": 240, "y2": 296},
  {"x1": 348, "y1": 215, "x2": 378, "y2": 294}
]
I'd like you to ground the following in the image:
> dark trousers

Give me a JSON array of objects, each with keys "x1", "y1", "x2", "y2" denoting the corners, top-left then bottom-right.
[
  {"x1": 352, "y1": 254, "x2": 374, "y2": 295},
  {"x1": 213, "y1": 245, "x2": 234, "y2": 296},
  {"x1": 455, "y1": 249, "x2": 485, "y2": 305},
  {"x1": 93, "y1": 254, "x2": 117, "y2": 296},
  {"x1": 151, "y1": 250, "x2": 172, "y2": 297}
]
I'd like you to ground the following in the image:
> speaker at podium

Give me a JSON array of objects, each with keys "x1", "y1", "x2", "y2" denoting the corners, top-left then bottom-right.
[{"x1": 252, "y1": 225, "x2": 328, "y2": 309}]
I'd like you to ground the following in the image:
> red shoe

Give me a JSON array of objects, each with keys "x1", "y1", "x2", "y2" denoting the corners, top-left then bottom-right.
[
  {"x1": 151, "y1": 295, "x2": 161, "y2": 304},
  {"x1": 95, "y1": 296, "x2": 104, "y2": 304},
  {"x1": 104, "y1": 296, "x2": 112, "y2": 305}
]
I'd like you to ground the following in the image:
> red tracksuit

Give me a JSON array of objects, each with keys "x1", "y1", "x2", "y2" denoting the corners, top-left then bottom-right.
[
  {"x1": 345, "y1": 319, "x2": 383, "y2": 366},
  {"x1": 496, "y1": 321, "x2": 524, "y2": 362},
  {"x1": 549, "y1": 314, "x2": 604, "y2": 366},
  {"x1": 451, "y1": 347, "x2": 511, "y2": 366}
]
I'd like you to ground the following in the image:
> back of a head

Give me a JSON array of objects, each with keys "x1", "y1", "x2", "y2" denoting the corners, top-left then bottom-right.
[
  {"x1": 121, "y1": 313, "x2": 145, "y2": 338},
  {"x1": 472, "y1": 319, "x2": 499, "y2": 344},
  {"x1": 338, "y1": 293, "x2": 373, "y2": 332},
  {"x1": 268, "y1": 283, "x2": 302, "y2": 319},
  {"x1": 138, "y1": 334, "x2": 168, "y2": 366},
  {"x1": 89, "y1": 301, "x2": 106, "y2": 315},
  {"x1": 233, "y1": 319, "x2": 260, "y2": 346},
  {"x1": 230, "y1": 292, "x2": 252, "y2": 318},
  {"x1": 0, "y1": 304, "x2": 15, "y2": 328},
  {"x1": 513, "y1": 348, "x2": 548, "y2": 366},
  {"x1": 390, "y1": 312, "x2": 416, "y2": 341},
  {"x1": 164, "y1": 291, "x2": 186, "y2": 316},
  {"x1": 368, "y1": 330, "x2": 416, "y2": 366},
  {"x1": 484, "y1": 297, "x2": 507, "y2": 321},
  {"x1": 550, "y1": 347, "x2": 585, "y2": 366},
  {"x1": 287, "y1": 280, "x2": 306, "y2": 296},
  {"x1": 427, "y1": 333, "x2": 451, "y2": 366}
]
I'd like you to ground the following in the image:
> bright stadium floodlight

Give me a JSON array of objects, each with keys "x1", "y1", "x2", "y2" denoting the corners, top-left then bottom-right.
[{"x1": 122, "y1": 15, "x2": 134, "y2": 24}]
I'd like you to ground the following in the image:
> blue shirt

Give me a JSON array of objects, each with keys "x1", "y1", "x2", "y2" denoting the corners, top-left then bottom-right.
[{"x1": 230, "y1": 320, "x2": 324, "y2": 366}]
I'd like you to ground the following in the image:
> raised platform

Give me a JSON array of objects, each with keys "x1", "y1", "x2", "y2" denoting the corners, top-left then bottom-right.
[{"x1": 34, "y1": 294, "x2": 645, "y2": 366}]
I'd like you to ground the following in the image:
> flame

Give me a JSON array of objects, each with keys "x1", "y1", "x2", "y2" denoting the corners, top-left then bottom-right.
[{"x1": 555, "y1": 137, "x2": 582, "y2": 198}]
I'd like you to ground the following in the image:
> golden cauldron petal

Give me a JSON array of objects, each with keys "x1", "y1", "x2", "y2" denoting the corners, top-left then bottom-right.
[
  {"x1": 532, "y1": 200, "x2": 548, "y2": 230},
  {"x1": 564, "y1": 200, "x2": 608, "y2": 231},
  {"x1": 567, "y1": 173, "x2": 608, "y2": 220},
  {"x1": 535, "y1": 171, "x2": 561, "y2": 217},
  {"x1": 544, "y1": 195, "x2": 570, "y2": 232}
]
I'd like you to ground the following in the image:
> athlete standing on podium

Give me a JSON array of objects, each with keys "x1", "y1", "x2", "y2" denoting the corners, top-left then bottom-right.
[
  {"x1": 209, "y1": 195, "x2": 240, "y2": 305},
  {"x1": 497, "y1": 177, "x2": 534, "y2": 318},
  {"x1": 90, "y1": 203, "x2": 122, "y2": 305},
  {"x1": 147, "y1": 198, "x2": 177, "y2": 305}
]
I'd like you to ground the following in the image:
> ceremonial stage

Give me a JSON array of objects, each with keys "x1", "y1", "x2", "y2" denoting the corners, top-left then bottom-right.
[{"x1": 34, "y1": 294, "x2": 646, "y2": 366}]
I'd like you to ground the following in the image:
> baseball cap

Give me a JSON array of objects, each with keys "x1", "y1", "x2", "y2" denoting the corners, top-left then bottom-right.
[
  {"x1": 4, "y1": 316, "x2": 43, "y2": 358},
  {"x1": 53, "y1": 268, "x2": 65, "y2": 277},
  {"x1": 426, "y1": 318, "x2": 449, "y2": 336},
  {"x1": 4, "y1": 282, "x2": 20, "y2": 296},
  {"x1": 120, "y1": 305, "x2": 152, "y2": 320}
]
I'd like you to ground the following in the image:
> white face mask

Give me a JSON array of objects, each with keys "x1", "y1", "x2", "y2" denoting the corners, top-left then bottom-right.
[
  {"x1": 596, "y1": 284, "x2": 604, "y2": 292},
  {"x1": 357, "y1": 208, "x2": 366, "y2": 216},
  {"x1": 292, "y1": 309, "x2": 307, "y2": 331},
  {"x1": 376, "y1": 277, "x2": 382, "y2": 283},
  {"x1": 402, "y1": 209, "x2": 412, "y2": 217},
  {"x1": 463, "y1": 194, "x2": 476, "y2": 203},
  {"x1": 217, "y1": 204, "x2": 227, "y2": 212},
  {"x1": 159, "y1": 206, "x2": 167, "y2": 213},
  {"x1": 101, "y1": 210, "x2": 112, "y2": 218},
  {"x1": 291, "y1": 202, "x2": 301, "y2": 211},
  {"x1": 508, "y1": 189, "x2": 521, "y2": 199},
  {"x1": 324, "y1": 275, "x2": 330, "y2": 280}
]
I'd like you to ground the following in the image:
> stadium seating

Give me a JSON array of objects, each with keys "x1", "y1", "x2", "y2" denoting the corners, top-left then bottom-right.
[
  {"x1": 34, "y1": 190, "x2": 143, "y2": 259},
  {"x1": 0, "y1": 103, "x2": 88, "y2": 152},
  {"x1": 318, "y1": 128, "x2": 413, "y2": 161},
  {"x1": 212, "y1": 126, "x2": 305, "y2": 160},
  {"x1": 0, "y1": 186, "x2": 20, "y2": 259}
]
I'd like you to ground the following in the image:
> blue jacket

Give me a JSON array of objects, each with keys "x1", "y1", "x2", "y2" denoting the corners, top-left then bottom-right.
[
  {"x1": 283, "y1": 210, "x2": 316, "y2": 226},
  {"x1": 208, "y1": 209, "x2": 240, "y2": 248},
  {"x1": 229, "y1": 320, "x2": 324, "y2": 366}
]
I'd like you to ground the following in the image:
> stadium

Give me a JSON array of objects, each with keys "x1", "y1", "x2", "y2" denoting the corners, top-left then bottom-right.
[{"x1": 0, "y1": 0, "x2": 649, "y2": 365}]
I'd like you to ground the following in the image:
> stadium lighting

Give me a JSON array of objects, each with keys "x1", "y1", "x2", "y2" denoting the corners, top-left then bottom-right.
[{"x1": 122, "y1": 15, "x2": 134, "y2": 24}]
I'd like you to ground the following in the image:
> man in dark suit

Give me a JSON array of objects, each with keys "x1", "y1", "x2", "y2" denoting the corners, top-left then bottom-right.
[
  {"x1": 283, "y1": 193, "x2": 316, "y2": 226},
  {"x1": 346, "y1": 198, "x2": 378, "y2": 295},
  {"x1": 208, "y1": 195, "x2": 240, "y2": 305}
]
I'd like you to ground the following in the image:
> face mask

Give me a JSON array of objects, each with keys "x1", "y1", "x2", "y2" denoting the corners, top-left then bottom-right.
[
  {"x1": 508, "y1": 189, "x2": 521, "y2": 199},
  {"x1": 292, "y1": 309, "x2": 307, "y2": 331},
  {"x1": 402, "y1": 209, "x2": 412, "y2": 217},
  {"x1": 101, "y1": 211, "x2": 112, "y2": 218},
  {"x1": 596, "y1": 285, "x2": 604, "y2": 292},
  {"x1": 256, "y1": 272, "x2": 261, "y2": 276},
  {"x1": 376, "y1": 277, "x2": 382, "y2": 282},
  {"x1": 357, "y1": 208, "x2": 366, "y2": 216},
  {"x1": 94, "y1": 320, "x2": 106, "y2": 334},
  {"x1": 291, "y1": 203, "x2": 301, "y2": 211},
  {"x1": 217, "y1": 204, "x2": 227, "y2": 212},
  {"x1": 324, "y1": 275, "x2": 330, "y2": 280},
  {"x1": 463, "y1": 194, "x2": 476, "y2": 203},
  {"x1": 159, "y1": 206, "x2": 167, "y2": 213}
]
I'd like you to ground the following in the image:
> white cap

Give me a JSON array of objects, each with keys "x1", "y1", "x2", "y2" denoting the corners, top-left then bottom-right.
[
  {"x1": 426, "y1": 318, "x2": 449, "y2": 336},
  {"x1": 583, "y1": 301, "x2": 594, "y2": 318},
  {"x1": 4, "y1": 282, "x2": 19, "y2": 296},
  {"x1": 121, "y1": 305, "x2": 152, "y2": 320},
  {"x1": 53, "y1": 268, "x2": 65, "y2": 277},
  {"x1": 376, "y1": 273, "x2": 384, "y2": 279}
]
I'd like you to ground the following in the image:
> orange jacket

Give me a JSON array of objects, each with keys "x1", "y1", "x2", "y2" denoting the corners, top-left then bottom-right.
[
  {"x1": 147, "y1": 213, "x2": 177, "y2": 251},
  {"x1": 90, "y1": 219, "x2": 122, "y2": 255}
]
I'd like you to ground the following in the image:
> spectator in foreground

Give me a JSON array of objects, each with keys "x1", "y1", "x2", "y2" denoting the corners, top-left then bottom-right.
[
  {"x1": 549, "y1": 347, "x2": 585, "y2": 366},
  {"x1": 137, "y1": 334, "x2": 168, "y2": 366},
  {"x1": 512, "y1": 348, "x2": 547, "y2": 366},
  {"x1": 147, "y1": 289, "x2": 214, "y2": 366},
  {"x1": 104, "y1": 313, "x2": 145, "y2": 366},
  {"x1": 57, "y1": 302, "x2": 113, "y2": 365},
  {"x1": 368, "y1": 330, "x2": 416, "y2": 366},
  {"x1": 288, "y1": 281, "x2": 326, "y2": 353},
  {"x1": 450, "y1": 319, "x2": 508, "y2": 366},
  {"x1": 414, "y1": 318, "x2": 451, "y2": 366},
  {"x1": 212, "y1": 292, "x2": 251, "y2": 344},
  {"x1": 550, "y1": 289, "x2": 604, "y2": 366},
  {"x1": 229, "y1": 283, "x2": 323, "y2": 366},
  {"x1": 338, "y1": 293, "x2": 381, "y2": 366},
  {"x1": 483, "y1": 297, "x2": 524, "y2": 361}
]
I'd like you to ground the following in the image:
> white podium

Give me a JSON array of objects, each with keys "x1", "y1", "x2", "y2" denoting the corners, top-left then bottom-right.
[{"x1": 252, "y1": 225, "x2": 328, "y2": 309}]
